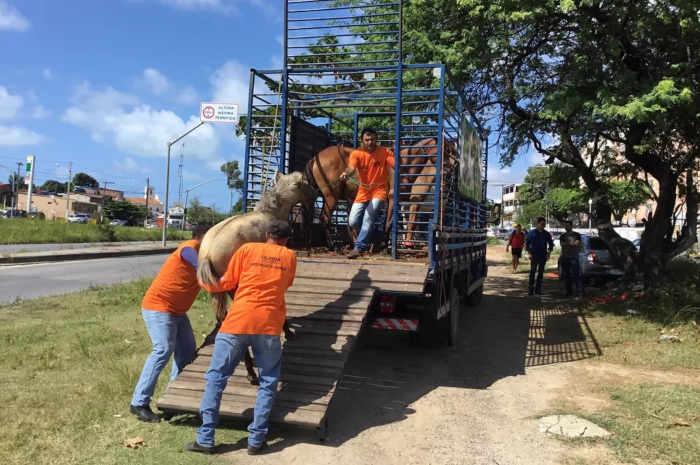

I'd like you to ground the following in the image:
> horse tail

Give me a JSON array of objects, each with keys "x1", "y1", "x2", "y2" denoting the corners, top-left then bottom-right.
[{"x1": 197, "y1": 257, "x2": 229, "y2": 322}]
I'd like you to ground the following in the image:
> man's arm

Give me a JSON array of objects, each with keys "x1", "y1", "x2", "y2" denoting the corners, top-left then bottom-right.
[
  {"x1": 340, "y1": 152, "x2": 359, "y2": 180},
  {"x1": 547, "y1": 232, "x2": 555, "y2": 252},
  {"x1": 385, "y1": 148, "x2": 395, "y2": 169},
  {"x1": 525, "y1": 230, "x2": 532, "y2": 253},
  {"x1": 506, "y1": 233, "x2": 512, "y2": 251},
  {"x1": 180, "y1": 246, "x2": 199, "y2": 270}
]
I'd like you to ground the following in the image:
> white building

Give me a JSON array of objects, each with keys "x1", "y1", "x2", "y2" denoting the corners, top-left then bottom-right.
[{"x1": 501, "y1": 183, "x2": 522, "y2": 225}]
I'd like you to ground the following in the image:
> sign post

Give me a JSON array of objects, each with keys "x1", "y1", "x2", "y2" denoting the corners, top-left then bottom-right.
[
  {"x1": 161, "y1": 103, "x2": 239, "y2": 246},
  {"x1": 25, "y1": 156, "x2": 35, "y2": 213}
]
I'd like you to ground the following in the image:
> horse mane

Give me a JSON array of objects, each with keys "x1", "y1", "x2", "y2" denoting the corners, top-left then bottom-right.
[{"x1": 255, "y1": 173, "x2": 301, "y2": 213}]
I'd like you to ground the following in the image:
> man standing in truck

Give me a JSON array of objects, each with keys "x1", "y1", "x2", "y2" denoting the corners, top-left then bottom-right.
[
  {"x1": 525, "y1": 217, "x2": 554, "y2": 295},
  {"x1": 340, "y1": 127, "x2": 395, "y2": 259},
  {"x1": 186, "y1": 220, "x2": 297, "y2": 456}
]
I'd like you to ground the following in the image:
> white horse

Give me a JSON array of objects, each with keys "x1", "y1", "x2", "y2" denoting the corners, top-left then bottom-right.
[{"x1": 197, "y1": 171, "x2": 316, "y2": 321}]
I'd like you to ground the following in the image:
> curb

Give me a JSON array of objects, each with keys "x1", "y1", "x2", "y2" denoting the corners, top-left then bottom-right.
[{"x1": 0, "y1": 246, "x2": 178, "y2": 265}]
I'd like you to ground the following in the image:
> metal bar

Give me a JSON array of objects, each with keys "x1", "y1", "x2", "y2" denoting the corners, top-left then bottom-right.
[
  {"x1": 288, "y1": 57, "x2": 399, "y2": 67},
  {"x1": 288, "y1": 3, "x2": 399, "y2": 13},
  {"x1": 431, "y1": 64, "x2": 447, "y2": 260},
  {"x1": 288, "y1": 12, "x2": 398, "y2": 22},
  {"x1": 289, "y1": 49, "x2": 399, "y2": 58},
  {"x1": 288, "y1": 40, "x2": 398, "y2": 49},
  {"x1": 242, "y1": 70, "x2": 256, "y2": 212},
  {"x1": 288, "y1": 21, "x2": 400, "y2": 31},
  {"x1": 391, "y1": 63, "x2": 404, "y2": 260},
  {"x1": 288, "y1": 31, "x2": 399, "y2": 40}
]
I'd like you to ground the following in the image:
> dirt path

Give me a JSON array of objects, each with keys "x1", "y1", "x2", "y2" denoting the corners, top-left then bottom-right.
[{"x1": 219, "y1": 248, "x2": 623, "y2": 464}]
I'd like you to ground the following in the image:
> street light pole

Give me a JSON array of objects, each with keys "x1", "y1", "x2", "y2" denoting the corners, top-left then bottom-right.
[
  {"x1": 162, "y1": 121, "x2": 205, "y2": 246},
  {"x1": 588, "y1": 198, "x2": 593, "y2": 234}
]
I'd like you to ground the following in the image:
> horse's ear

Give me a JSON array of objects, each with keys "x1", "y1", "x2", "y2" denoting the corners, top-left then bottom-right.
[{"x1": 275, "y1": 171, "x2": 283, "y2": 181}]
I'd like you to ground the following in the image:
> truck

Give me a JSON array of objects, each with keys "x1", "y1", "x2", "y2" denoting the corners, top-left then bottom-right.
[
  {"x1": 157, "y1": 0, "x2": 489, "y2": 440},
  {"x1": 166, "y1": 204, "x2": 184, "y2": 229}
]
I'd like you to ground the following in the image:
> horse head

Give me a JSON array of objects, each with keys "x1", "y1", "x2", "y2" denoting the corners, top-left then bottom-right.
[{"x1": 256, "y1": 171, "x2": 316, "y2": 219}]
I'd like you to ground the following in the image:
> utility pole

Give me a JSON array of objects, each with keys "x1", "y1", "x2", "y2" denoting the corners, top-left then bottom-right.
[
  {"x1": 15, "y1": 162, "x2": 21, "y2": 213},
  {"x1": 178, "y1": 143, "x2": 185, "y2": 203},
  {"x1": 65, "y1": 162, "x2": 72, "y2": 220},
  {"x1": 144, "y1": 178, "x2": 150, "y2": 227},
  {"x1": 102, "y1": 180, "x2": 114, "y2": 190}
]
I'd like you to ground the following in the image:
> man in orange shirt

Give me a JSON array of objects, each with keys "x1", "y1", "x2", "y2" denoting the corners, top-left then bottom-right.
[
  {"x1": 186, "y1": 220, "x2": 297, "y2": 456},
  {"x1": 340, "y1": 127, "x2": 395, "y2": 259},
  {"x1": 130, "y1": 223, "x2": 212, "y2": 422}
]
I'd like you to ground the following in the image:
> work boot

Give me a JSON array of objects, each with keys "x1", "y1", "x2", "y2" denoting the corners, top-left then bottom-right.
[
  {"x1": 130, "y1": 404, "x2": 160, "y2": 423},
  {"x1": 346, "y1": 249, "x2": 361, "y2": 259},
  {"x1": 247, "y1": 441, "x2": 269, "y2": 455},
  {"x1": 185, "y1": 441, "x2": 215, "y2": 455}
]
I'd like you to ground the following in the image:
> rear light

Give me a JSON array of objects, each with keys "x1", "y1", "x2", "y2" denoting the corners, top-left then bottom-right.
[
  {"x1": 587, "y1": 250, "x2": 598, "y2": 262},
  {"x1": 380, "y1": 295, "x2": 397, "y2": 314}
]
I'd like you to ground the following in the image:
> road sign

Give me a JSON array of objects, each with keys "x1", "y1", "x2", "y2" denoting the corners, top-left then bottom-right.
[{"x1": 200, "y1": 103, "x2": 239, "y2": 124}]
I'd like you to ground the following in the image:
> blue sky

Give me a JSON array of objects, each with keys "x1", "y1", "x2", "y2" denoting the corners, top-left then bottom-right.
[{"x1": 0, "y1": 0, "x2": 536, "y2": 208}]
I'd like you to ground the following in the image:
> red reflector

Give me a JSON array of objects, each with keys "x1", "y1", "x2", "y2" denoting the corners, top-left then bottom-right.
[
  {"x1": 587, "y1": 250, "x2": 598, "y2": 262},
  {"x1": 379, "y1": 295, "x2": 396, "y2": 314}
]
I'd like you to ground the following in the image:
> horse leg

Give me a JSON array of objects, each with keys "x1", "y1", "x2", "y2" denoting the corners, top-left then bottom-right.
[
  {"x1": 244, "y1": 350, "x2": 259, "y2": 385},
  {"x1": 405, "y1": 200, "x2": 420, "y2": 248},
  {"x1": 320, "y1": 191, "x2": 339, "y2": 251}
]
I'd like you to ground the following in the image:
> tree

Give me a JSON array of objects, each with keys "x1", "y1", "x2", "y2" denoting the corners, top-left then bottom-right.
[
  {"x1": 103, "y1": 200, "x2": 148, "y2": 224},
  {"x1": 72, "y1": 172, "x2": 99, "y2": 189},
  {"x1": 518, "y1": 165, "x2": 588, "y2": 224},
  {"x1": 39, "y1": 180, "x2": 67, "y2": 194},
  {"x1": 187, "y1": 198, "x2": 219, "y2": 224},
  {"x1": 8, "y1": 173, "x2": 26, "y2": 191},
  {"x1": 221, "y1": 160, "x2": 244, "y2": 216},
  {"x1": 605, "y1": 180, "x2": 652, "y2": 222},
  {"x1": 401, "y1": 0, "x2": 700, "y2": 287}
]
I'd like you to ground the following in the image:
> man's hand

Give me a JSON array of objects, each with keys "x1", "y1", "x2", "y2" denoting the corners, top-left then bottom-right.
[
  {"x1": 339, "y1": 172, "x2": 349, "y2": 181},
  {"x1": 505, "y1": 246, "x2": 510, "y2": 252},
  {"x1": 528, "y1": 253, "x2": 532, "y2": 260},
  {"x1": 547, "y1": 253, "x2": 551, "y2": 261}
]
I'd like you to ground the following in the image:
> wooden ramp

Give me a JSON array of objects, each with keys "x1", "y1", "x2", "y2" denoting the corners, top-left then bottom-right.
[{"x1": 156, "y1": 259, "x2": 428, "y2": 437}]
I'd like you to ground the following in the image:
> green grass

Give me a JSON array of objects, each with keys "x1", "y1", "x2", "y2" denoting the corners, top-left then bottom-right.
[
  {"x1": 0, "y1": 280, "x2": 243, "y2": 465},
  {"x1": 564, "y1": 384, "x2": 700, "y2": 465},
  {"x1": 0, "y1": 220, "x2": 191, "y2": 245}
]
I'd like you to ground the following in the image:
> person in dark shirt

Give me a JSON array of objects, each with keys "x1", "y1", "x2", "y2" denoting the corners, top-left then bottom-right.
[
  {"x1": 559, "y1": 220, "x2": 584, "y2": 297},
  {"x1": 525, "y1": 217, "x2": 554, "y2": 295}
]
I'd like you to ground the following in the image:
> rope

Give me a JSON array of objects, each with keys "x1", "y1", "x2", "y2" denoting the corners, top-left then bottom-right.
[{"x1": 316, "y1": 175, "x2": 375, "y2": 192}]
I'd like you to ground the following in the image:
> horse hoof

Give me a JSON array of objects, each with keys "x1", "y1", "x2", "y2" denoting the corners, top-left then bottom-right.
[{"x1": 247, "y1": 374, "x2": 260, "y2": 386}]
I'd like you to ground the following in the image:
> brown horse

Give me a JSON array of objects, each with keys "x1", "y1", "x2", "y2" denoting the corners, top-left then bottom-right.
[
  {"x1": 305, "y1": 138, "x2": 441, "y2": 250},
  {"x1": 403, "y1": 146, "x2": 458, "y2": 247}
]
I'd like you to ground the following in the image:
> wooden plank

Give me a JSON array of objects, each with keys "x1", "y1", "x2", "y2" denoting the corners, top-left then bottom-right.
[
  {"x1": 170, "y1": 379, "x2": 334, "y2": 405},
  {"x1": 282, "y1": 334, "x2": 356, "y2": 352},
  {"x1": 197, "y1": 344, "x2": 350, "y2": 361},
  {"x1": 175, "y1": 371, "x2": 336, "y2": 396},
  {"x1": 287, "y1": 287, "x2": 375, "y2": 298},
  {"x1": 285, "y1": 297, "x2": 373, "y2": 310},
  {"x1": 286, "y1": 311, "x2": 365, "y2": 322},
  {"x1": 165, "y1": 387, "x2": 329, "y2": 412},
  {"x1": 184, "y1": 362, "x2": 340, "y2": 388},
  {"x1": 286, "y1": 304, "x2": 370, "y2": 315},
  {"x1": 189, "y1": 356, "x2": 345, "y2": 377},
  {"x1": 157, "y1": 393, "x2": 325, "y2": 427}
]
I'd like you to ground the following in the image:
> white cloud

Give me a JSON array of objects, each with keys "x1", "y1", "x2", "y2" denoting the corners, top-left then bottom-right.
[
  {"x1": 141, "y1": 68, "x2": 169, "y2": 95},
  {"x1": 210, "y1": 60, "x2": 250, "y2": 108},
  {"x1": 31, "y1": 105, "x2": 51, "y2": 119},
  {"x1": 0, "y1": 124, "x2": 46, "y2": 146},
  {"x1": 176, "y1": 85, "x2": 200, "y2": 105},
  {"x1": 0, "y1": 1, "x2": 30, "y2": 32},
  {"x1": 114, "y1": 156, "x2": 151, "y2": 174},
  {"x1": 0, "y1": 85, "x2": 24, "y2": 120},
  {"x1": 62, "y1": 81, "x2": 222, "y2": 164},
  {"x1": 42, "y1": 68, "x2": 53, "y2": 80},
  {"x1": 528, "y1": 151, "x2": 545, "y2": 165}
]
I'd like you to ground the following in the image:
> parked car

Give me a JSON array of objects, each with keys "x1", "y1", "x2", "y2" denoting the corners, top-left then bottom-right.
[
  {"x1": 67, "y1": 213, "x2": 93, "y2": 224},
  {"x1": 493, "y1": 228, "x2": 510, "y2": 240},
  {"x1": 109, "y1": 219, "x2": 128, "y2": 226},
  {"x1": 558, "y1": 234, "x2": 625, "y2": 285}
]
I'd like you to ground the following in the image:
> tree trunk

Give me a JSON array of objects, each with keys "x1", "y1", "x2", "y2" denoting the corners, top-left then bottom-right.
[{"x1": 640, "y1": 171, "x2": 678, "y2": 288}]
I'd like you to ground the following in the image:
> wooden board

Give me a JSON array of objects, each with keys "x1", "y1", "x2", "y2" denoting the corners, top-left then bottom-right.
[{"x1": 155, "y1": 259, "x2": 428, "y2": 431}]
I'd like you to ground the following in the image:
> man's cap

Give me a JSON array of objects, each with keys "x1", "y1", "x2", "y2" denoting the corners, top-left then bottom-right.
[
  {"x1": 513, "y1": 223, "x2": 518, "y2": 227},
  {"x1": 268, "y1": 220, "x2": 292, "y2": 238}
]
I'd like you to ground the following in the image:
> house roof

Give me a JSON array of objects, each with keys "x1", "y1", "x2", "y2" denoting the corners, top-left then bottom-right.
[{"x1": 124, "y1": 196, "x2": 163, "y2": 206}]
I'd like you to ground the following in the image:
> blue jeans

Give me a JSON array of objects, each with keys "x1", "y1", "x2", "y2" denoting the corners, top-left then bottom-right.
[
  {"x1": 348, "y1": 198, "x2": 385, "y2": 251},
  {"x1": 131, "y1": 309, "x2": 196, "y2": 407},
  {"x1": 529, "y1": 256, "x2": 547, "y2": 292},
  {"x1": 561, "y1": 257, "x2": 584, "y2": 295},
  {"x1": 196, "y1": 333, "x2": 282, "y2": 448}
]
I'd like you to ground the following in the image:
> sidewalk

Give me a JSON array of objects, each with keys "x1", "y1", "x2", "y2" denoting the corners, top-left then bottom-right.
[{"x1": 0, "y1": 242, "x2": 181, "y2": 265}]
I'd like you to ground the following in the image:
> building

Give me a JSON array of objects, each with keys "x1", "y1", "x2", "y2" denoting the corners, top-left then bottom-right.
[
  {"x1": 501, "y1": 183, "x2": 522, "y2": 224},
  {"x1": 125, "y1": 187, "x2": 163, "y2": 215},
  {"x1": 17, "y1": 191, "x2": 101, "y2": 220},
  {"x1": 0, "y1": 183, "x2": 12, "y2": 210}
]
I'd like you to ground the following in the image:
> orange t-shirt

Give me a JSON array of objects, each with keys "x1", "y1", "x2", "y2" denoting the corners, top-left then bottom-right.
[
  {"x1": 349, "y1": 146, "x2": 395, "y2": 203},
  {"x1": 201, "y1": 242, "x2": 297, "y2": 336},
  {"x1": 142, "y1": 239, "x2": 201, "y2": 316}
]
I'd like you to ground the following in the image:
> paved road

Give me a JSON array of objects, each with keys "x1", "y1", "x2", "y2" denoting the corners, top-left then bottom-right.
[
  {"x1": 0, "y1": 241, "x2": 164, "y2": 255},
  {"x1": 0, "y1": 255, "x2": 167, "y2": 303}
]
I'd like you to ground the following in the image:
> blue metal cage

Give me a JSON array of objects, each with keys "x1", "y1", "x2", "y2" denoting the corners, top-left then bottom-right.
[{"x1": 242, "y1": 0, "x2": 488, "y2": 266}]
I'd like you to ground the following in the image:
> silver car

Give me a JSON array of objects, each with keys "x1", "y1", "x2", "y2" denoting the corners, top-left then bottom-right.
[{"x1": 558, "y1": 235, "x2": 624, "y2": 285}]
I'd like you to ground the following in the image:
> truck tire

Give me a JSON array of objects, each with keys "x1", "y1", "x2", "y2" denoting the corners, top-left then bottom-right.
[
  {"x1": 465, "y1": 284, "x2": 483, "y2": 307},
  {"x1": 447, "y1": 288, "x2": 460, "y2": 346},
  {"x1": 417, "y1": 288, "x2": 449, "y2": 349}
]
